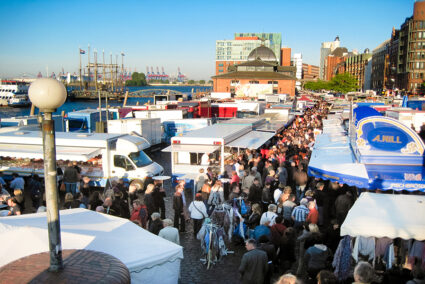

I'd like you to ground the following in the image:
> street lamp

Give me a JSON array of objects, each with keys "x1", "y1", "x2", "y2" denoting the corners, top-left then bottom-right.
[{"x1": 28, "y1": 78, "x2": 67, "y2": 272}]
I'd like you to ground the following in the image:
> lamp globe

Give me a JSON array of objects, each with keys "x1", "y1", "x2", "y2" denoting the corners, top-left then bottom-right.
[{"x1": 29, "y1": 78, "x2": 67, "y2": 112}]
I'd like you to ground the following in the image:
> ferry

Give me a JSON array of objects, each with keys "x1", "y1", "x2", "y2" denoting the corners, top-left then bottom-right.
[{"x1": 0, "y1": 80, "x2": 30, "y2": 107}]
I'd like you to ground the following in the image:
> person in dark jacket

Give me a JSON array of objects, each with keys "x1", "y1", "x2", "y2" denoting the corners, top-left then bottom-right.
[
  {"x1": 153, "y1": 180, "x2": 166, "y2": 219},
  {"x1": 173, "y1": 184, "x2": 185, "y2": 232},
  {"x1": 144, "y1": 184, "x2": 157, "y2": 219},
  {"x1": 28, "y1": 174, "x2": 43, "y2": 210},
  {"x1": 239, "y1": 239, "x2": 268, "y2": 284},
  {"x1": 148, "y1": 212, "x2": 163, "y2": 235},
  {"x1": 243, "y1": 203, "x2": 262, "y2": 230},
  {"x1": 258, "y1": 235, "x2": 276, "y2": 284},
  {"x1": 248, "y1": 178, "x2": 262, "y2": 205},
  {"x1": 334, "y1": 191, "x2": 354, "y2": 225}
]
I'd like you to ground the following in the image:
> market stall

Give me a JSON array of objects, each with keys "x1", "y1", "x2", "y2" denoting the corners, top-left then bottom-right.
[{"x1": 0, "y1": 208, "x2": 183, "y2": 284}]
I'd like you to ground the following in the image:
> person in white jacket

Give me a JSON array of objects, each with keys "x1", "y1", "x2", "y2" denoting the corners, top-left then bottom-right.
[
  {"x1": 260, "y1": 204, "x2": 278, "y2": 226},
  {"x1": 189, "y1": 193, "x2": 208, "y2": 238}
]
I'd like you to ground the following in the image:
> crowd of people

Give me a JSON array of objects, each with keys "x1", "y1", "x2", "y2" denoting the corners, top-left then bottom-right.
[
  {"x1": 1, "y1": 100, "x2": 424, "y2": 284},
  {"x1": 185, "y1": 100, "x2": 424, "y2": 284}
]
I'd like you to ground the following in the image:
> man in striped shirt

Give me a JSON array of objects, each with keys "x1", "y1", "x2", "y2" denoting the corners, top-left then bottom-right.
[{"x1": 291, "y1": 198, "x2": 310, "y2": 229}]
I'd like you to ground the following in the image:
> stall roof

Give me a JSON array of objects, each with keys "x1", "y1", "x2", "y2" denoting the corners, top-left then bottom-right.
[
  {"x1": 255, "y1": 121, "x2": 286, "y2": 134},
  {"x1": 341, "y1": 192, "x2": 425, "y2": 240},
  {"x1": 0, "y1": 208, "x2": 183, "y2": 283},
  {"x1": 180, "y1": 124, "x2": 250, "y2": 140},
  {"x1": 162, "y1": 144, "x2": 220, "y2": 153},
  {"x1": 227, "y1": 131, "x2": 275, "y2": 149},
  {"x1": 0, "y1": 144, "x2": 101, "y2": 161}
]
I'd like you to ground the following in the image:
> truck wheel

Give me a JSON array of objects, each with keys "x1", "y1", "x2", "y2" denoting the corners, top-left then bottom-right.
[{"x1": 129, "y1": 179, "x2": 144, "y2": 191}]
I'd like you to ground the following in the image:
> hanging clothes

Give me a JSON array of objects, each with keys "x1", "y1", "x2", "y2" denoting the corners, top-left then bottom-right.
[
  {"x1": 333, "y1": 235, "x2": 352, "y2": 282},
  {"x1": 352, "y1": 236, "x2": 375, "y2": 263},
  {"x1": 375, "y1": 237, "x2": 393, "y2": 257},
  {"x1": 383, "y1": 243, "x2": 395, "y2": 270}
]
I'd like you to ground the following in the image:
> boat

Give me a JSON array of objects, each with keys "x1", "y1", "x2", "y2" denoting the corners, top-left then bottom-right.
[
  {"x1": 0, "y1": 80, "x2": 30, "y2": 107},
  {"x1": 8, "y1": 95, "x2": 31, "y2": 107}
]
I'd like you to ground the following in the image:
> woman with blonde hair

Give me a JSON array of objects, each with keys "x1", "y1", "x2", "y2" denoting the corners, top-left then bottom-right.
[
  {"x1": 243, "y1": 203, "x2": 262, "y2": 230},
  {"x1": 207, "y1": 180, "x2": 224, "y2": 214},
  {"x1": 144, "y1": 183, "x2": 157, "y2": 219}
]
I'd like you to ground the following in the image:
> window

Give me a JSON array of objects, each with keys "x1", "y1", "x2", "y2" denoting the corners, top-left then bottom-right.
[
  {"x1": 129, "y1": 151, "x2": 153, "y2": 167},
  {"x1": 249, "y1": 80, "x2": 259, "y2": 84},
  {"x1": 114, "y1": 155, "x2": 135, "y2": 171}
]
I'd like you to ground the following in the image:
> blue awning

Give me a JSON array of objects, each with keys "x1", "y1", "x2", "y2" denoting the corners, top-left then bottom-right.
[
  {"x1": 309, "y1": 135, "x2": 425, "y2": 192},
  {"x1": 366, "y1": 164, "x2": 425, "y2": 191}
]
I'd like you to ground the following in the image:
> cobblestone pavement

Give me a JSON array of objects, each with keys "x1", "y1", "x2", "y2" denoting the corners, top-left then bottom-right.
[
  {"x1": 152, "y1": 151, "x2": 245, "y2": 284},
  {"x1": 152, "y1": 151, "x2": 294, "y2": 284}
]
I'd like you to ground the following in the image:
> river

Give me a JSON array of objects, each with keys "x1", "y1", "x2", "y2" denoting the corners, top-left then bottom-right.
[{"x1": 0, "y1": 85, "x2": 212, "y2": 119}]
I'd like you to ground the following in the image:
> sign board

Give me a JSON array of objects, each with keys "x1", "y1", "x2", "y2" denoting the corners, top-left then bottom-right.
[
  {"x1": 355, "y1": 116, "x2": 425, "y2": 165},
  {"x1": 235, "y1": 84, "x2": 273, "y2": 98}
]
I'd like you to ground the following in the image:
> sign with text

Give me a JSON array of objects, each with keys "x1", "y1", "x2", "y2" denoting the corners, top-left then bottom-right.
[{"x1": 356, "y1": 116, "x2": 425, "y2": 165}]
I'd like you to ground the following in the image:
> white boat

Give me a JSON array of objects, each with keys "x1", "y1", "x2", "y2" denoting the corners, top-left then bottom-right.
[{"x1": 0, "y1": 80, "x2": 30, "y2": 107}]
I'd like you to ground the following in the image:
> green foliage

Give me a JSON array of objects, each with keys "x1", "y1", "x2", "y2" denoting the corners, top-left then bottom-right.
[
  {"x1": 328, "y1": 73, "x2": 358, "y2": 93},
  {"x1": 304, "y1": 80, "x2": 329, "y2": 91},
  {"x1": 208, "y1": 80, "x2": 213, "y2": 84},
  {"x1": 125, "y1": 72, "x2": 147, "y2": 86},
  {"x1": 199, "y1": 80, "x2": 206, "y2": 84},
  {"x1": 188, "y1": 80, "x2": 195, "y2": 84},
  {"x1": 303, "y1": 73, "x2": 358, "y2": 93}
]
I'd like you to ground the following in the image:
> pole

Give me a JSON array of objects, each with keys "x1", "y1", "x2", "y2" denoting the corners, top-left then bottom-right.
[
  {"x1": 88, "y1": 44, "x2": 91, "y2": 89},
  {"x1": 98, "y1": 90, "x2": 102, "y2": 123},
  {"x1": 105, "y1": 90, "x2": 109, "y2": 124},
  {"x1": 123, "y1": 91, "x2": 128, "y2": 107},
  {"x1": 110, "y1": 53, "x2": 114, "y2": 91},
  {"x1": 79, "y1": 47, "x2": 82, "y2": 90},
  {"x1": 41, "y1": 112, "x2": 63, "y2": 271},
  {"x1": 115, "y1": 54, "x2": 119, "y2": 92},
  {"x1": 94, "y1": 49, "x2": 98, "y2": 91},
  {"x1": 103, "y1": 50, "x2": 106, "y2": 90}
]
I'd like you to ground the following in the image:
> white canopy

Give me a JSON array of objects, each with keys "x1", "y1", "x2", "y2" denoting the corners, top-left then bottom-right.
[
  {"x1": 227, "y1": 131, "x2": 275, "y2": 149},
  {"x1": 0, "y1": 209, "x2": 183, "y2": 284},
  {"x1": 0, "y1": 143, "x2": 101, "y2": 161},
  {"x1": 162, "y1": 144, "x2": 220, "y2": 153},
  {"x1": 341, "y1": 192, "x2": 425, "y2": 240}
]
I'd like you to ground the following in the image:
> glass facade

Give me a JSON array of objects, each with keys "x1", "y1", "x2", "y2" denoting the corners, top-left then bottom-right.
[{"x1": 216, "y1": 39, "x2": 271, "y2": 61}]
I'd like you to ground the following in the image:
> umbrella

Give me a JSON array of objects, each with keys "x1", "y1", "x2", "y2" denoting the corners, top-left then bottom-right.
[{"x1": 152, "y1": 176, "x2": 171, "y2": 181}]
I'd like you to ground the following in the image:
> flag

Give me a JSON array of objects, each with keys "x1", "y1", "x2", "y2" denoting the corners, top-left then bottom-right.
[{"x1": 80, "y1": 49, "x2": 86, "y2": 54}]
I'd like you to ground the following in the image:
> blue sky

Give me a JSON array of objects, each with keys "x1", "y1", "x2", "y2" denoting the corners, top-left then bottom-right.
[{"x1": 0, "y1": 0, "x2": 416, "y2": 80}]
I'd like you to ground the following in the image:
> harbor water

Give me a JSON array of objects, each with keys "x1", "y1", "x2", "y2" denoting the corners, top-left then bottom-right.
[{"x1": 0, "y1": 85, "x2": 211, "y2": 119}]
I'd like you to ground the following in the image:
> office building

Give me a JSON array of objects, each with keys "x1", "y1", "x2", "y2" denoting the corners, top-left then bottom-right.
[
  {"x1": 215, "y1": 33, "x2": 282, "y2": 75},
  {"x1": 319, "y1": 36, "x2": 340, "y2": 79}
]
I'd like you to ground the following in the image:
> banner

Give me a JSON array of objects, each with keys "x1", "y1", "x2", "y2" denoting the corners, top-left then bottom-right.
[{"x1": 235, "y1": 84, "x2": 273, "y2": 98}]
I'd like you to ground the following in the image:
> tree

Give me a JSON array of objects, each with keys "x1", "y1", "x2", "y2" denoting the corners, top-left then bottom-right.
[
  {"x1": 125, "y1": 72, "x2": 147, "y2": 86},
  {"x1": 199, "y1": 80, "x2": 205, "y2": 85},
  {"x1": 328, "y1": 73, "x2": 358, "y2": 93},
  {"x1": 188, "y1": 80, "x2": 195, "y2": 85},
  {"x1": 304, "y1": 80, "x2": 329, "y2": 91}
]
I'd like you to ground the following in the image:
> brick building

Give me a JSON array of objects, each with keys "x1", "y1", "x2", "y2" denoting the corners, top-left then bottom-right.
[
  {"x1": 212, "y1": 45, "x2": 296, "y2": 97},
  {"x1": 324, "y1": 47, "x2": 349, "y2": 81},
  {"x1": 302, "y1": 64, "x2": 319, "y2": 80},
  {"x1": 345, "y1": 50, "x2": 372, "y2": 91},
  {"x1": 396, "y1": 0, "x2": 425, "y2": 93}
]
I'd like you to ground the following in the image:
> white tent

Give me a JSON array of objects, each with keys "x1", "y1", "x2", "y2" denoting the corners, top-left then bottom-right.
[
  {"x1": 0, "y1": 209, "x2": 183, "y2": 284},
  {"x1": 341, "y1": 192, "x2": 425, "y2": 240}
]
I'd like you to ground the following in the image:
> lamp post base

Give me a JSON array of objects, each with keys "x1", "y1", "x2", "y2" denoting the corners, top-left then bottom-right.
[{"x1": 0, "y1": 250, "x2": 131, "y2": 284}]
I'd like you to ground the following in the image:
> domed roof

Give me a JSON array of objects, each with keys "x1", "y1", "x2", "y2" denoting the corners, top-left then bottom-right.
[{"x1": 247, "y1": 45, "x2": 277, "y2": 62}]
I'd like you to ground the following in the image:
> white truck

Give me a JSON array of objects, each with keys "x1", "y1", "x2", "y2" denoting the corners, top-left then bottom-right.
[
  {"x1": 0, "y1": 130, "x2": 164, "y2": 187},
  {"x1": 163, "y1": 123, "x2": 275, "y2": 186},
  {"x1": 107, "y1": 118, "x2": 162, "y2": 146}
]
